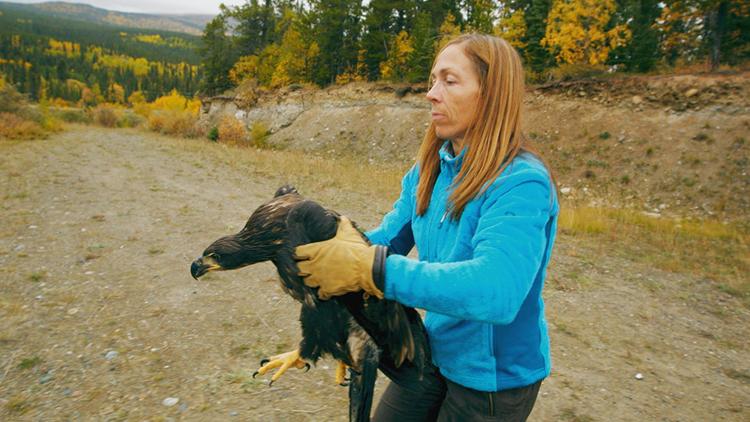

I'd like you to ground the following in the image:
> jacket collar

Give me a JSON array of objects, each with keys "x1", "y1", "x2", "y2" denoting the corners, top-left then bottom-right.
[{"x1": 439, "y1": 140, "x2": 466, "y2": 173}]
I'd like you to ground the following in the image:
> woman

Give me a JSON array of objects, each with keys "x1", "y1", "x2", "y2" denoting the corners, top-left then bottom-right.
[{"x1": 296, "y1": 33, "x2": 559, "y2": 421}]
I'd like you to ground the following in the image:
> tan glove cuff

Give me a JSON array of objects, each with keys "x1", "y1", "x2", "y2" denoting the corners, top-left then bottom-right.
[{"x1": 357, "y1": 244, "x2": 384, "y2": 300}]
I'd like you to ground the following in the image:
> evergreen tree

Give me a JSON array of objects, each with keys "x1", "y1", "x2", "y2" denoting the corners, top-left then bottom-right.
[
  {"x1": 307, "y1": 0, "x2": 363, "y2": 85},
  {"x1": 407, "y1": 10, "x2": 435, "y2": 82},
  {"x1": 231, "y1": 0, "x2": 278, "y2": 57},
  {"x1": 523, "y1": 0, "x2": 555, "y2": 74},
  {"x1": 200, "y1": 15, "x2": 236, "y2": 95},
  {"x1": 609, "y1": 0, "x2": 660, "y2": 72},
  {"x1": 361, "y1": 0, "x2": 398, "y2": 80},
  {"x1": 465, "y1": 0, "x2": 497, "y2": 33}
]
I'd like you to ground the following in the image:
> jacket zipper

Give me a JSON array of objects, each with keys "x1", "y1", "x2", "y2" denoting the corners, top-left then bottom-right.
[{"x1": 488, "y1": 392, "x2": 495, "y2": 417}]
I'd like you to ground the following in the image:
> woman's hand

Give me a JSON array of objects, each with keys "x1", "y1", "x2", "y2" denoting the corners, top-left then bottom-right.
[{"x1": 295, "y1": 216, "x2": 386, "y2": 300}]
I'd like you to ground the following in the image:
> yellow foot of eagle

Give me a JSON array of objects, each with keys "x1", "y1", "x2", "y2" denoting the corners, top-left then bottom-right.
[
  {"x1": 335, "y1": 361, "x2": 349, "y2": 386},
  {"x1": 252, "y1": 349, "x2": 310, "y2": 386}
]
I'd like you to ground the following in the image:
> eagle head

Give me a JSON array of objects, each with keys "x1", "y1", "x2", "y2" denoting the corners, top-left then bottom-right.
[{"x1": 190, "y1": 188, "x2": 302, "y2": 279}]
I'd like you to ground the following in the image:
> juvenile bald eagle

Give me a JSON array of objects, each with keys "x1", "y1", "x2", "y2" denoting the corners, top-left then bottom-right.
[{"x1": 190, "y1": 186, "x2": 430, "y2": 421}]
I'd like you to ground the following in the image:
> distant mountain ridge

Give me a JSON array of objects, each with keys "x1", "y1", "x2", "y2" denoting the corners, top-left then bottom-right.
[{"x1": 0, "y1": 1, "x2": 213, "y2": 35}]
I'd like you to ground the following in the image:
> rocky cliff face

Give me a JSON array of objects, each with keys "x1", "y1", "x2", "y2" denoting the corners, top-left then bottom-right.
[
  {"x1": 200, "y1": 74, "x2": 750, "y2": 221},
  {"x1": 200, "y1": 83, "x2": 431, "y2": 163}
]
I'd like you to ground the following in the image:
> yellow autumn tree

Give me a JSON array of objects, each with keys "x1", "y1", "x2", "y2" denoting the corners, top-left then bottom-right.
[
  {"x1": 107, "y1": 82, "x2": 125, "y2": 104},
  {"x1": 542, "y1": 0, "x2": 631, "y2": 65},
  {"x1": 380, "y1": 30, "x2": 415, "y2": 81},
  {"x1": 435, "y1": 12, "x2": 462, "y2": 54},
  {"x1": 271, "y1": 26, "x2": 308, "y2": 88},
  {"x1": 495, "y1": 8, "x2": 527, "y2": 51},
  {"x1": 229, "y1": 55, "x2": 260, "y2": 85}
]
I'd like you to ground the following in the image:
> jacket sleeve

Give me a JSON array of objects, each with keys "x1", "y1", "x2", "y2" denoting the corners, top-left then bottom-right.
[
  {"x1": 383, "y1": 168, "x2": 556, "y2": 325},
  {"x1": 365, "y1": 165, "x2": 418, "y2": 256}
]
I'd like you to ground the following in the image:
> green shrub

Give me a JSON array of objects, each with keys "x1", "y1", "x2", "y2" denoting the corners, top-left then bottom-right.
[
  {"x1": 117, "y1": 110, "x2": 145, "y2": 128},
  {"x1": 54, "y1": 108, "x2": 91, "y2": 124},
  {"x1": 250, "y1": 121, "x2": 270, "y2": 148},
  {"x1": 207, "y1": 126, "x2": 219, "y2": 142}
]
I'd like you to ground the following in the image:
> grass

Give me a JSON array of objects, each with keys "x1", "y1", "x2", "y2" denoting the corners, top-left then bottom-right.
[
  {"x1": 17, "y1": 356, "x2": 42, "y2": 369},
  {"x1": 27, "y1": 271, "x2": 45, "y2": 282},
  {"x1": 560, "y1": 407, "x2": 595, "y2": 422},
  {"x1": 558, "y1": 205, "x2": 750, "y2": 304},
  {"x1": 4, "y1": 394, "x2": 30, "y2": 414}
]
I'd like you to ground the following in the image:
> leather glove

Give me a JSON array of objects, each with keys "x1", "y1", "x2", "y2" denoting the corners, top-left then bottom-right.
[{"x1": 295, "y1": 216, "x2": 387, "y2": 300}]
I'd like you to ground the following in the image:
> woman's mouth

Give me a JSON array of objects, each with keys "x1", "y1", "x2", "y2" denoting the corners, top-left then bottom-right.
[{"x1": 431, "y1": 112, "x2": 446, "y2": 121}]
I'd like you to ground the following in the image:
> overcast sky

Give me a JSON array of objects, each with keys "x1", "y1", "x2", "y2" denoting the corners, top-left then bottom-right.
[{"x1": 9, "y1": 0, "x2": 246, "y2": 15}]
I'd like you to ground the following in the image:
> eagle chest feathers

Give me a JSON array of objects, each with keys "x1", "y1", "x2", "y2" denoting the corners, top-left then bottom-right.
[{"x1": 191, "y1": 185, "x2": 432, "y2": 422}]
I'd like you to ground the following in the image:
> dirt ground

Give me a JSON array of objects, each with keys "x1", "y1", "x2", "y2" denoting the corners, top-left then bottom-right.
[{"x1": 1, "y1": 127, "x2": 748, "y2": 421}]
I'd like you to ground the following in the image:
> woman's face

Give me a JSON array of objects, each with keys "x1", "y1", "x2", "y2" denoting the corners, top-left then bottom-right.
[{"x1": 426, "y1": 43, "x2": 481, "y2": 147}]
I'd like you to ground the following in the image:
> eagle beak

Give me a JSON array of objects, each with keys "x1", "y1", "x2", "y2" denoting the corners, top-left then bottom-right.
[{"x1": 191, "y1": 256, "x2": 221, "y2": 280}]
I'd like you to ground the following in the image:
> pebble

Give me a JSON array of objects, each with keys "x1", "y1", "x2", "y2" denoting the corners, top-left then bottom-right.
[
  {"x1": 105, "y1": 350, "x2": 118, "y2": 360},
  {"x1": 163, "y1": 397, "x2": 179, "y2": 407},
  {"x1": 635, "y1": 373, "x2": 644, "y2": 380},
  {"x1": 39, "y1": 371, "x2": 54, "y2": 384},
  {"x1": 560, "y1": 187, "x2": 572, "y2": 195},
  {"x1": 229, "y1": 411, "x2": 238, "y2": 417}
]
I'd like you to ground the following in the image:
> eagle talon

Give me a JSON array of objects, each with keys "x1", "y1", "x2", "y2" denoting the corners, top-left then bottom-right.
[{"x1": 253, "y1": 349, "x2": 309, "y2": 385}]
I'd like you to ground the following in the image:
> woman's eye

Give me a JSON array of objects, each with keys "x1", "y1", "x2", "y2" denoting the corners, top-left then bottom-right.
[{"x1": 446, "y1": 79, "x2": 457, "y2": 85}]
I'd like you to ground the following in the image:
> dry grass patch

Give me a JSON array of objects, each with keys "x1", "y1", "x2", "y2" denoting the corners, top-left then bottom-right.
[
  {"x1": 559, "y1": 205, "x2": 749, "y2": 303},
  {"x1": 0, "y1": 112, "x2": 46, "y2": 140}
]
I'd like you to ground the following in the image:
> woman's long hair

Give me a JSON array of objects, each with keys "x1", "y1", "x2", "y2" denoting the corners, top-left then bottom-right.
[{"x1": 416, "y1": 33, "x2": 530, "y2": 219}]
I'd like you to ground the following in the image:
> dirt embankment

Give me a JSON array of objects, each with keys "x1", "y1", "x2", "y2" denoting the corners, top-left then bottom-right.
[
  {"x1": 1, "y1": 127, "x2": 748, "y2": 421},
  {"x1": 201, "y1": 73, "x2": 750, "y2": 222}
]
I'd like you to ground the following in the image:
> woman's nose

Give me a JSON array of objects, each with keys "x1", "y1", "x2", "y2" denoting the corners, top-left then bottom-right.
[{"x1": 426, "y1": 83, "x2": 441, "y2": 103}]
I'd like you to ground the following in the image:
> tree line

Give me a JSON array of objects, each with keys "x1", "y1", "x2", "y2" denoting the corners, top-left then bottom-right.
[
  {"x1": 0, "y1": 4, "x2": 202, "y2": 104},
  {"x1": 200, "y1": 0, "x2": 750, "y2": 95}
]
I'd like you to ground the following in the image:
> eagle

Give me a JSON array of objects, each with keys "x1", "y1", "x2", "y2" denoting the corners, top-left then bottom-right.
[{"x1": 190, "y1": 186, "x2": 431, "y2": 421}]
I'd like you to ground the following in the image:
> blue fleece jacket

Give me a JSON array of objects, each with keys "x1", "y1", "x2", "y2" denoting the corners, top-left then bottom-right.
[{"x1": 365, "y1": 142, "x2": 559, "y2": 392}]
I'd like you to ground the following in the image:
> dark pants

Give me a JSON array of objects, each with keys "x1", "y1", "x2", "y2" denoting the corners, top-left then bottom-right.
[{"x1": 372, "y1": 368, "x2": 541, "y2": 422}]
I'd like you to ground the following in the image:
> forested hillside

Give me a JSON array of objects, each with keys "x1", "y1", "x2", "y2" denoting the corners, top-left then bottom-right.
[
  {"x1": 200, "y1": 0, "x2": 750, "y2": 95},
  {"x1": 0, "y1": 2, "x2": 202, "y2": 103},
  {"x1": 8, "y1": 1, "x2": 211, "y2": 35}
]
